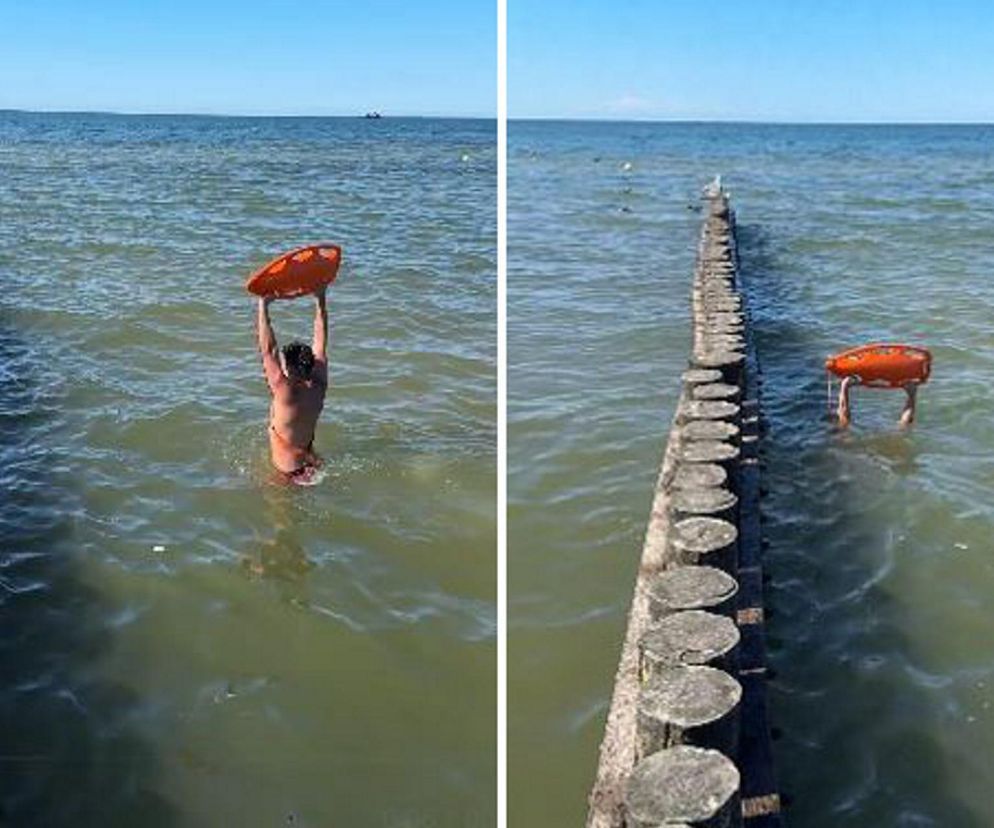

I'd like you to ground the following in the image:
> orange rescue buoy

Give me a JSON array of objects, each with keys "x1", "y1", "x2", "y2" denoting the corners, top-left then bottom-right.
[
  {"x1": 825, "y1": 343, "x2": 932, "y2": 388},
  {"x1": 245, "y1": 244, "x2": 342, "y2": 299}
]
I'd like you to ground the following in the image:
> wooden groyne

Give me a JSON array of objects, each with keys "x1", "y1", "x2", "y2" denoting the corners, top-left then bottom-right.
[{"x1": 586, "y1": 181, "x2": 783, "y2": 828}]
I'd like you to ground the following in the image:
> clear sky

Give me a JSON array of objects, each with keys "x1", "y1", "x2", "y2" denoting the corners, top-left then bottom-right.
[
  {"x1": 1, "y1": 0, "x2": 494, "y2": 117},
  {"x1": 510, "y1": 0, "x2": 994, "y2": 122}
]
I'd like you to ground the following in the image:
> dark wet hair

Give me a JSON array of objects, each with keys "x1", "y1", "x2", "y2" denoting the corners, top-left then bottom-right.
[{"x1": 282, "y1": 341, "x2": 315, "y2": 378}]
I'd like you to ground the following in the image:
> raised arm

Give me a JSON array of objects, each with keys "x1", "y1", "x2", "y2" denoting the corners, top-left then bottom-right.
[
  {"x1": 257, "y1": 297, "x2": 285, "y2": 392},
  {"x1": 311, "y1": 287, "x2": 329, "y2": 383}
]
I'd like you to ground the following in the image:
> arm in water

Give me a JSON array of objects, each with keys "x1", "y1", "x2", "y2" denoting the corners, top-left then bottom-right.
[
  {"x1": 257, "y1": 297, "x2": 285, "y2": 393},
  {"x1": 311, "y1": 286, "x2": 329, "y2": 386},
  {"x1": 899, "y1": 383, "x2": 917, "y2": 429},
  {"x1": 837, "y1": 375, "x2": 918, "y2": 429},
  {"x1": 837, "y1": 376, "x2": 854, "y2": 428}
]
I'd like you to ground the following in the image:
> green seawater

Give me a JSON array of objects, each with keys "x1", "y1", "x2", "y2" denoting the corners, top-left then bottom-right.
[
  {"x1": 509, "y1": 121, "x2": 994, "y2": 827},
  {"x1": 0, "y1": 112, "x2": 496, "y2": 827}
]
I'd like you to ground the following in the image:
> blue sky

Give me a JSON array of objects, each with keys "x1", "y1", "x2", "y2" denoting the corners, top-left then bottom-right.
[
  {"x1": 1, "y1": 0, "x2": 494, "y2": 117},
  {"x1": 6, "y1": 1, "x2": 994, "y2": 122},
  {"x1": 511, "y1": 0, "x2": 994, "y2": 122}
]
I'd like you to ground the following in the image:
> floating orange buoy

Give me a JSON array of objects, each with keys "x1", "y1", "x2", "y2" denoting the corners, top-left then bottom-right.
[
  {"x1": 245, "y1": 244, "x2": 342, "y2": 299},
  {"x1": 825, "y1": 343, "x2": 932, "y2": 388}
]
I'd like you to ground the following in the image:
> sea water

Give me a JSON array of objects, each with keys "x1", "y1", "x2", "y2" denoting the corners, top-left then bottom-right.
[
  {"x1": 509, "y1": 121, "x2": 994, "y2": 827},
  {"x1": 0, "y1": 111, "x2": 496, "y2": 827}
]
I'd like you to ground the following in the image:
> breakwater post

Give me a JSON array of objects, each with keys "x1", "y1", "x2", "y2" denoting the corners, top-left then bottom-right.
[{"x1": 586, "y1": 180, "x2": 783, "y2": 827}]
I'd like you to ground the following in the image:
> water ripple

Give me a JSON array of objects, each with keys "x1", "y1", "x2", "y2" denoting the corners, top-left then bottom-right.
[
  {"x1": 511, "y1": 121, "x2": 994, "y2": 827},
  {"x1": 0, "y1": 112, "x2": 495, "y2": 827}
]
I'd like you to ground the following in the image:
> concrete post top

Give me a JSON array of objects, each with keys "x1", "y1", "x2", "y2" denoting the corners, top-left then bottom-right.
[
  {"x1": 701, "y1": 311, "x2": 744, "y2": 324},
  {"x1": 671, "y1": 463, "x2": 728, "y2": 490},
  {"x1": 669, "y1": 486, "x2": 738, "y2": 519},
  {"x1": 692, "y1": 349, "x2": 745, "y2": 366},
  {"x1": 671, "y1": 516, "x2": 738, "y2": 554},
  {"x1": 692, "y1": 383, "x2": 741, "y2": 401},
  {"x1": 639, "y1": 665, "x2": 742, "y2": 728},
  {"x1": 641, "y1": 610, "x2": 741, "y2": 668},
  {"x1": 680, "y1": 440, "x2": 740, "y2": 465},
  {"x1": 648, "y1": 565, "x2": 739, "y2": 611},
  {"x1": 682, "y1": 368, "x2": 723, "y2": 385},
  {"x1": 678, "y1": 399, "x2": 741, "y2": 422},
  {"x1": 680, "y1": 419, "x2": 740, "y2": 442},
  {"x1": 625, "y1": 746, "x2": 740, "y2": 826}
]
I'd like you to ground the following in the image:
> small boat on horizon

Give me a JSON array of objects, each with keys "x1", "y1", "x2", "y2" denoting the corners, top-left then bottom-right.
[{"x1": 363, "y1": 111, "x2": 383, "y2": 119}]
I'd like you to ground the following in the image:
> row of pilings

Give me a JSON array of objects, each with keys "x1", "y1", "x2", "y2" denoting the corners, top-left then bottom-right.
[{"x1": 586, "y1": 182, "x2": 783, "y2": 828}]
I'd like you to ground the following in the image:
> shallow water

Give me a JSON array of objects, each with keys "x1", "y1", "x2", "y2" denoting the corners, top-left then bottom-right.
[
  {"x1": 509, "y1": 121, "x2": 994, "y2": 826},
  {"x1": 0, "y1": 112, "x2": 495, "y2": 826}
]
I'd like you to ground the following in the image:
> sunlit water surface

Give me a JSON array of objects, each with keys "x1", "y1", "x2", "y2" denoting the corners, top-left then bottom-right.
[
  {"x1": 509, "y1": 121, "x2": 994, "y2": 827},
  {"x1": 0, "y1": 112, "x2": 495, "y2": 827}
]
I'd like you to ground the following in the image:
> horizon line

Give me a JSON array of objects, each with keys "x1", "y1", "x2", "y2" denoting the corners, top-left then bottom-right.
[
  {"x1": 0, "y1": 106, "x2": 496, "y2": 120},
  {"x1": 509, "y1": 115, "x2": 994, "y2": 126},
  {"x1": 5, "y1": 108, "x2": 992, "y2": 127}
]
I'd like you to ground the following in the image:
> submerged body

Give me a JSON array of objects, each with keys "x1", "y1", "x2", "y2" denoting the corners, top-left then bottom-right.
[{"x1": 257, "y1": 289, "x2": 329, "y2": 479}]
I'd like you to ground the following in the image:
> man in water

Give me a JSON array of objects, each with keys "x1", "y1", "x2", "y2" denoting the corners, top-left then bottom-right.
[
  {"x1": 837, "y1": 376, "x2": 917, "y2": 429},
  {"x1": 257, "y1": 287, "x2": 329, "y2": 480}
]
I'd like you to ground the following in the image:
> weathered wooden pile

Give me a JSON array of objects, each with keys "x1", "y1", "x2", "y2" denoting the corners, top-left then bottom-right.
[{"x1": 587, "y1": 182, "x2": 783, "y2": 828}]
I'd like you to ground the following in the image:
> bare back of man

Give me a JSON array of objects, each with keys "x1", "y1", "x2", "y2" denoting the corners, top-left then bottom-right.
[{"x1": 257, "y1": 288, "x2": 329, "y2": 478}]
